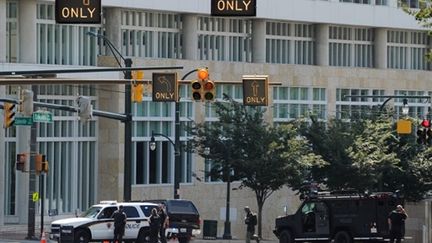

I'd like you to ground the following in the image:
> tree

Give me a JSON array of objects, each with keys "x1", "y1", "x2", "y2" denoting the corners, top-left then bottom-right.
[
  {"x1": 189, "y1": 95, "x2": 325, "y2": 238},
  {"x1": 301, "y1": 114, "x2": 432, "y2": 201},
  {"x1": 403, "y1": 0, "x2": 432, "y2": 60}
]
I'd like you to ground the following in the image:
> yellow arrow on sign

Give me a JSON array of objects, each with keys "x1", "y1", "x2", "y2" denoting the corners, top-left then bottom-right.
[{"x1": 32, "y1": 192, "x2": 39, "y2": 202}]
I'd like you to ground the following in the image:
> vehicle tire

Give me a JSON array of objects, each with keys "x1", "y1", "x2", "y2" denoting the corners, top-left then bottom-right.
[
  {"x1": 74, "y1": 229, "x2": 90, "y2": 243},
  {"x1": 334, "y1": 231, "x2": 352, "y2": 243},
  {"x1": 279, "y1": 230, "x2": 293, "y2": 243},
  {"x1": 137, "y1": 229, "x2": 150, "y2": 243},
  {"x1": 178, "y1": 237, "x2": 189, "y2": 243}
]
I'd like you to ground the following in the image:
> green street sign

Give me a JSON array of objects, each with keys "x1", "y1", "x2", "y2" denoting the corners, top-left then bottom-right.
[
  {"x1": 33, "y1": 112, "x2": 53, "y2": 123},
  {"x1": 15, "y1": 117, "x2": 34, "y2": 126}
]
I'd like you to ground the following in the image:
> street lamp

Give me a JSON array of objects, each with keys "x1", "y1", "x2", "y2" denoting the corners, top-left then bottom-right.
[
  {"x1": 87, "y1": 31, "x2": 133, "y2": 202},
  {"x1": 149, "y1": 131, "x2": 178, "y2": 198},
  {"x1": 401, "y1": 98, "x2": 409, "y2": 116}
]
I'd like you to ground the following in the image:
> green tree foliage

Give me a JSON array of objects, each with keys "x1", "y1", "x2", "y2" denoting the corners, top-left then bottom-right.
[
  {"x1": 301, "y1": 114, "x2": 432, "y2": 201},
  {"x1": 188, "y1": 95, "x2": 325, "y2": 238},
  {"x1": 403, "y1": 0, "x2": 432, "y2": 60}
]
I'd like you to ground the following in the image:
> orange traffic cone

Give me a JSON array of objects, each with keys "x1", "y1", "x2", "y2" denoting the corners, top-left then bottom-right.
[{"x1": 40, "y1": 232, "x2": 47, "y2": 243}]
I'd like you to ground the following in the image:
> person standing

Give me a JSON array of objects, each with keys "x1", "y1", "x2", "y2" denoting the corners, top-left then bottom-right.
[
  {"x1": 112, "y1": 205, "x2": 127, "y2": 243},
  {"x1": 388, "y1": 204, "x2": 408, "y2": 243},
  {"x1": 244, "y1": 206, "x2": 258, "y2": 243},
  {"x1": 149, "y1": 208, "x2": 162, "y2": 243},
  {"x1": 157, "y1": 204, "x2": 168, "y2": 243}
]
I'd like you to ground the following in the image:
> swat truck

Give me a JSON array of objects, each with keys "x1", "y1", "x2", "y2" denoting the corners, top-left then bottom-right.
[{"x1": 273, "y1": 191, "x2": 404, "y2": 243}]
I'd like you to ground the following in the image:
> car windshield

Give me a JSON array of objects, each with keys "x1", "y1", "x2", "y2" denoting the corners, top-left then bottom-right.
[{"x1": 80, "y1": 206, "x2": 102, "y2": 218}]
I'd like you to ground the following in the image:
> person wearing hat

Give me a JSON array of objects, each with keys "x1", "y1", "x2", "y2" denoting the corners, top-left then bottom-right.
[
  {"x1": 388, "y1": 204, "x2": 408, "y2": 243},
  {"x1": 244, "y1": 206, "x2": 258, "y2": 243}
]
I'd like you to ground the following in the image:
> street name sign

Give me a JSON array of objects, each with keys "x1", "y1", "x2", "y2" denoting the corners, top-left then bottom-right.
[
  {"x1": 33, "y1": 111, "x2": 53, "y2": 123},
  {"x1": 211, "y1": 0, "x2": 256, "y2": 16},
  {"x1": 55, "y1": 0, "x2": 101, "y2": 24},
  {"x1": 15, "y1": 117, "x2": 33, "y2": 126},
  {"x1": 242, "y1": 75, "x2": 269, "y2": 106},
  {"x1": 152, "y1": 72, "x2": 178, "y2": 102}
]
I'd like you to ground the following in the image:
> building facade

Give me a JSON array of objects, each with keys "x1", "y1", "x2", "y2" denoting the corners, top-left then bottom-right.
[{"x1": 0, "y1": 0, "x2": 431, "y2": 240}]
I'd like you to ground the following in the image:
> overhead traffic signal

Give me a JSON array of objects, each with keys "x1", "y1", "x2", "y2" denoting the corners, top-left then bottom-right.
[
  {"x1": 16, "y1": 153, "x2": 26, "y2": 172},
  {"x1": 35, "y1": 154, "x2": 49, "y2": 174},
  {"x1": 3, "y1": 102, "x2": 16, "y2": 128},
  {"x1": 416, "y1": 119, "x2": 432, "y2": 145},
  {"x1": 191, "y1": 68, "x2": 215, "y2": 102},
  {"x1": 132, "y1": 84, "x2": 144, "y2": 103},
  {"x1": 76, "y1": 96, "x2": 93, "y2": 121}
]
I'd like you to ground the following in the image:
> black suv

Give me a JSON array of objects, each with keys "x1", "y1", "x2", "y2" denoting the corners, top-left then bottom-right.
[
  {"x1": 145, "y1": 199, "x2": 201, "y2": 243},
  {"x1": 274, "y1": 191, "x2": 404, "y2": 243}
]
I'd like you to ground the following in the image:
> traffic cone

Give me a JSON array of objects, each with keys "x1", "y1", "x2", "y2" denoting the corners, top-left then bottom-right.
[{"x1": 40, "y1": 232, "x2": 47, "y2": 243}]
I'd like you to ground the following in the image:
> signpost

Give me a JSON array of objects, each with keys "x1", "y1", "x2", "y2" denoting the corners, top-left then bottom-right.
[
  {"x1": 55, "y1": 0, "x2": 101, "y2": 24},
  {"x1": 152, "y1": 73, "x2": 178, "y2": 102},
  {"x1": 211, "y1": 0, "x2": 256, "y2": 16},
  {"x1": 33, "y1": 111, "x2": 53, "y2": 123},
  {"x1": 242, "y1": 75, "x2": 269, "y2": 106},
  {"x1": 15, "y1": 117, "x2": 34, "y2": 126}
]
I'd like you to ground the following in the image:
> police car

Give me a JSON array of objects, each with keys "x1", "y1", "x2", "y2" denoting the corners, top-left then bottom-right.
[{"x1": 50, "y1": 200, "x2": 159, "y2": 243}]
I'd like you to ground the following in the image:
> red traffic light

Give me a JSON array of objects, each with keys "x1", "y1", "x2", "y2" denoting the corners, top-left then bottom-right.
[
  {"x1": 203, "y1": 81, "x2": 214, "y2": 90},
  {"x1": 421, "y1": 119, "x2": 430, "y2": 128}
]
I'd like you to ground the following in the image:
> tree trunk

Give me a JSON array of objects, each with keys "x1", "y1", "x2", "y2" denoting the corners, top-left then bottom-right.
[{"x1": 256, "y1": 193, "x2": 265, "y2": 239}]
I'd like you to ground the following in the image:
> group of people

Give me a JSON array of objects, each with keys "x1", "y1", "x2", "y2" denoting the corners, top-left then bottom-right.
[
  {"x1": 111, "y1": 203, "x2": 407, "y2": 243},
  {"x1": 112, "y1": 204, "x2": 167, "y2": 243}
]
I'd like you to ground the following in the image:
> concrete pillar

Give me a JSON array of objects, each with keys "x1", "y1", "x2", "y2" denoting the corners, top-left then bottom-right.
[
  {"x1": 252, "y1": 19, "x2": 266, "y2": 63},
  {"x1": 102, "y1": 8, "x2": 124, "y2": 201},
  {"x1": 374, "y1": 28, "x2": 387, "y2": 69},
  {"x1": 315, "y1": 24, "x2": 329, "y2": 66},
  {"x1": 0, "y1": 0, "x2": 6, "y2": 63},
  {"x1": 182, "y1": 14, "x2": 198, "y2": 60},
  {"x1": 19, "y1": 0, "x2": 37, "y2": 63},
  {"x1": 104, "y1": 7, "x2": 122, "y2": 56}
]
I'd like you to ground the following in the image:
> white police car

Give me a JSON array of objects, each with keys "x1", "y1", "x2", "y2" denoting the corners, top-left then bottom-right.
[{"x1": 50, "y1": 201, "x2": 159, "y2": 243}]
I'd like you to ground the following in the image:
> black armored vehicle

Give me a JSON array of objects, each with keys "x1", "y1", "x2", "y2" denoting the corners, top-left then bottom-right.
[{"x1": 273, "y1": 191, "x2": 404, "y2": 243}]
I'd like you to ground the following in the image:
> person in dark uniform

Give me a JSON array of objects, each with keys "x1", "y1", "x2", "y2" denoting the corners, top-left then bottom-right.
[
  {"x1": 149, "y1": 208, "x2": 161, "y2": 243},
  {"x1": 112, "y1": 205, "x2": 127, "y2": 243},
  {"x1": 157, "y1": 204, "x2": 167, "y2": 243},
  {"x1": 244, "y1": 206, "x2": 258, "y2": 243},
  {"x1": 388, "y1": 204, "x2": 408, "y2": 243}
]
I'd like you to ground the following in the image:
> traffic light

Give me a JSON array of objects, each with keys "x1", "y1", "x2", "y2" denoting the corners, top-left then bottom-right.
[
  {"x1": 21, "y1": 89, "x2": 34, "y2": 116},
  {"x1": 35, "y1": 154, "x2": 49, "y2": 174},
  {"x1": 132, "y1": 84, "x2": 144, "y2": 103},
  {"x1": 191, "y1": 68, "x2": 215, "y2": 102},
  {"x1": 41, "y1": 155, "x2": 49, "y2": 173},
  {"x1": 3, "y1": 102, "x2": 16, "y2": 128},
  {"x1": 35, "y1": 154, "x2": 43, "y2": 174},
  {"x1": 416, "y1": 119, "x2": 432, "y2": 145},
  {"x1": 76, "y1": 96, "x2": 93, "y2": 121},
  {"x1": 16, "y1": 153, "x2": 26, "y2": 172},
  {"x1": 191, "y1": 80, "x2": 202, "y2": 101}
]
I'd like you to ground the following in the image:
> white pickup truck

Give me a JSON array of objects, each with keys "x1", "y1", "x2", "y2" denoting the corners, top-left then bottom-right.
[{"x1": 49, "y1": 201, "x2": 159, "y2": 243}]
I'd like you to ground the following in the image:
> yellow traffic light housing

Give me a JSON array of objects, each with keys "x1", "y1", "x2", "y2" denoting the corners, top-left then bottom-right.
[
  {"x1": 191, "y1": 80, "x2": 202, "y2": 101},
  {"x1": 35, "y1": 154, "x2": 43, "y2": 174},
  {"x1": 203, "y1": 80, "x2": 215, "y2": 101},
  {"x1": 132, "y1": 84, "x2": 144, "y2": 103},
  {"x1": 3, "y1": 102, "x2": 16, "y2": 128}
]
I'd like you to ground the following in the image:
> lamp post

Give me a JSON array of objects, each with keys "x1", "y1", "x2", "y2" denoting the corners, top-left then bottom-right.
[
  {"x1": 149, "y1": 131, "x2": 179, "y2": 198},
  {"x1": 87, "y1": 31, "x2": 133, "y2": 202},
  {"x1": 149, "y1": 69, "x2": 198, "y2": 199}
]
